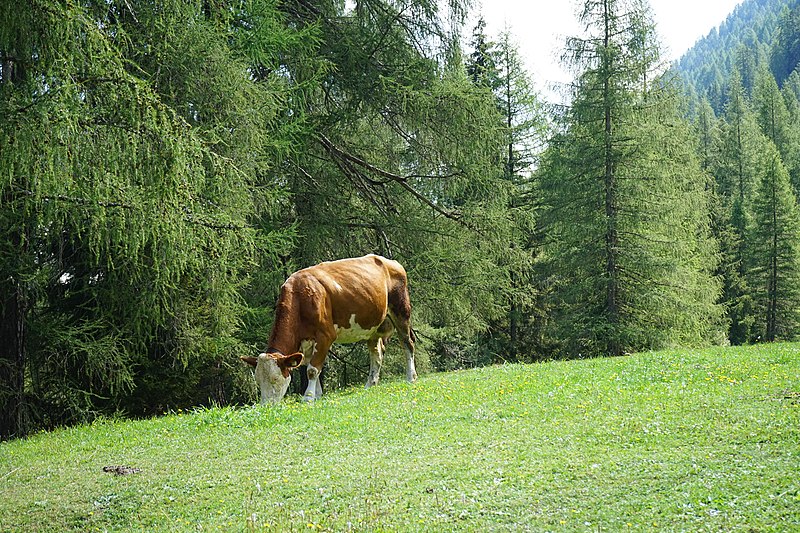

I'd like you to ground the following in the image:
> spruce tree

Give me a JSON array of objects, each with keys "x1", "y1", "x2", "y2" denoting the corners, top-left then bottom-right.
[
  {"x1": 466, "y1": 18, "x2": 496, "y2": 88},
  {"x1": 753, "y1": 65, "x2": 798, "y2": 187},
  {"x1": 713, "y1": 69, "x2": 770, "y2": 344},
  {"x1": 464, "y1": 27, "x2": 548, "y2": 359},
  {"x1": 785, "y1": 71, "x2": 800, "y2": 103},
  {"x1": 770, "y1": 4, "x2": 800, "y2": 86},
  {"x1": 695, "y1": 99, "x2": 720, "y2": 174},
  {"x1": 780, "y1": 76, "x2": 800, "y2": 195},
  {"x1": 746, "y1": 143, "x2": 800, "y2": 341},
  {"x1": 493, "y1": 31, "x2": 548, "y2": 357}
]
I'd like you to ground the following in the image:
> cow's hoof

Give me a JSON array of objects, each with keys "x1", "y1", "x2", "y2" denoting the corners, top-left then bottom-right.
[{"x1": 302, "y1": 394, "x2": 316, "y2": 403}]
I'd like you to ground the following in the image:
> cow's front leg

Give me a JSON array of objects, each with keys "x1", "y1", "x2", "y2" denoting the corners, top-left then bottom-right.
[
  {"x1": 302, "y1": 336, "x2": 332, "y2": 402},
  {"x1": 365, "y1": 337, "x2": 385, "y2": 388},
  {"x1": 304, "y1": 364, "x2": 322, "y2": 402}
]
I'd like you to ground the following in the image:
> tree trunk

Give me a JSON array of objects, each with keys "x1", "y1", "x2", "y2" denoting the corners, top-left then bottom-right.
[
  {"x1": 602, "y1": 0, "x2": 621, "y2": 356},
  {"x1": 0, "y1": 236, "x2": 28, "y2": 440},
  {"x1": 767, "y1": 178, "x2": 779, "y2": 342}
]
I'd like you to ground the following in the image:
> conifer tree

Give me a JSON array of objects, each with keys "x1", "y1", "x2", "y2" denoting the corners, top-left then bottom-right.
[
  {"x1": 0, "y1": 0, "x2": 302, "y2": 436},
  {"x1": 493, "y1": 30, "x2": 548, "y2": 356},
  {"x1": 269, "y1": 0, "x2": 515, "y2": 375},
  {"x1": 464, "y1": 27, "x2": 548, "y2": 358},
  {"x1": 538, "y1": 0, "x2": 722, "y2": 357},
  {"x1": 780, "y1": 75, "x2": 800, "y2": 194},
  {"x1": 747, "y1": 143, "x2": 800, "y2": 341},
  {"x1": 770, "y1": 3, "x2": 800, "y2": 85},
  {"x1": 717, "y1": 69, "x2": 764, "y2": 202},
  {"x1": 785, "y1": 71, "x2": 800, "y2": 103},
  {"x1": 713, "y1": 69, "x2": 770, "y2": 344},
  {"x1": 753, "y1": 65, "x2": 798, "y2": 185},
  {"x1": 466, "y1": 18, "x2": 496, "y2": 88}
]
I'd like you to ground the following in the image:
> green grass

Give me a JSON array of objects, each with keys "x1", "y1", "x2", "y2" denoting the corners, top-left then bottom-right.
[{"x1": 2, "y1": 344, "x2": 799, "y2": 532}]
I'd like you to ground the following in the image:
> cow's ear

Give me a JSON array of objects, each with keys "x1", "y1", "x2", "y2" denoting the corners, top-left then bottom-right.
[
  {"x1": 276, "y1": 352, "x2": 303, "y2": 378},
  {"x1": 279, "y1": 352, "x2": 304, "y2": 370},
  {"x1": 240, "y1": 356, "x2": 259, "y2": 368}
]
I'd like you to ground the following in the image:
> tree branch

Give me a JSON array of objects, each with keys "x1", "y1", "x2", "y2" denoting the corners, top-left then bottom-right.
[
  {"x1": 316, "y1": 133, "x2": 473, "y2": 229},
  {"x1": 17, "y1": 188, "x2": 248, "y2": 232}
]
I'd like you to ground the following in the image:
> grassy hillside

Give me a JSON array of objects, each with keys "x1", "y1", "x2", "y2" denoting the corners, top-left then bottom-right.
[{"x1": 1, "y1": 344, "x2": 799, "y2": 532}]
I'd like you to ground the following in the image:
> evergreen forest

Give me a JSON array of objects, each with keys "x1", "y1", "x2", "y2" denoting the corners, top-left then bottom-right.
[{"x1": 1, "y1": 0, "x2": 799, "y2": 439}]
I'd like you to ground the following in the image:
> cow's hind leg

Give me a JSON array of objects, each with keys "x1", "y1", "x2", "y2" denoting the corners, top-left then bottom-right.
[
  {"x1": 399, "y1": 325, "x2": 417, "y2": 383},
  {"x1": 388, "y1": 288, "x2": 417, "y2": 383}
]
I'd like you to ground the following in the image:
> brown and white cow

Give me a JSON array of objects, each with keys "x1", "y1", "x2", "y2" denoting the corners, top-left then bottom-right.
[{"x1": 242, "y1": 254, "x2": 417, "y2": 404}]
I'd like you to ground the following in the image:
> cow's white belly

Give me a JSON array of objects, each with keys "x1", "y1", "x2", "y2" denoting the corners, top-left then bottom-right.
[{"x1": 335, "y1": 314, "x2": 378, "y2": 344}]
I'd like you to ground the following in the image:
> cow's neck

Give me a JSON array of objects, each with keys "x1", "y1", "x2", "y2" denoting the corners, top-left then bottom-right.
[{"x1": 267, "y1": 288, "x2": 301, "y2": 355}]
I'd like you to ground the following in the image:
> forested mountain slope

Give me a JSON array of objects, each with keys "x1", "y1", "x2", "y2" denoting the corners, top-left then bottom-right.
[
  {"x1": 676, "y1": 0, "x2": 800, "y2": 112},
  {"x1": 672, "y1": 0, "x2": 800, "y2": 350}
]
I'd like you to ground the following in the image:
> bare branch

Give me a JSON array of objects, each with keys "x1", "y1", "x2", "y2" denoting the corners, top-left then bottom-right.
[{"x1": 316, "y1": 133, "x2": 474, "y2": 229}]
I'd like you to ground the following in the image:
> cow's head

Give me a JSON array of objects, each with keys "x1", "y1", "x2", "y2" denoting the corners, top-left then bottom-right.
[{"x1": 241, "y1": 352, "x2": 304, "y2": 404}]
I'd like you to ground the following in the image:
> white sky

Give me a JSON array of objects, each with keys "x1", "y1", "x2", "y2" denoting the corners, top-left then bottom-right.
[{"x1": 475, "y1": 0, "x2": 743, "y2": 101}]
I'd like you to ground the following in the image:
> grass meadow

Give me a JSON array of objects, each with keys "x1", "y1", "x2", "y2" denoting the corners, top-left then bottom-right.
[{"x1": 1, "y1": 343, "x2": 799, "y2": 531}]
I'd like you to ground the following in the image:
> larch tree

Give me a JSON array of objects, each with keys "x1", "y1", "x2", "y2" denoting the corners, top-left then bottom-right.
[
  {"x1": 715, "y1": 69, "x2": 765, "y2": 205},
  {"x1": 0, "y1": 0, "x2": 302, "y2": 437},
  {"x1": 753, "y1": 66, "x2": 792, "y2": 151},
  {"x1": 269, "y1": 0, "x2": 515, "y2": 374},
  {"x1": 538, "y1": 0, "x2": 722, "y2": 357}
]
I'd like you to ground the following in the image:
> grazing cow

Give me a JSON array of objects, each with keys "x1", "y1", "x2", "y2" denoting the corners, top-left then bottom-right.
[{"x1": 242, "y1": 254, "x2": 417, "y2": 404}]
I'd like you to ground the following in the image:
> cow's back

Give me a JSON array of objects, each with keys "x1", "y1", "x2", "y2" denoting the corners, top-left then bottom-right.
[{"x1": 289, "y1": 255, "x2": 404, "y2": 332}]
